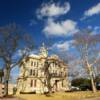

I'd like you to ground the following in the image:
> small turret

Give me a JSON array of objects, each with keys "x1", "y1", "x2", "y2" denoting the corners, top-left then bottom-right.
[{"x1": 39, "y1": 43, "x2": 48, "y2": 57}]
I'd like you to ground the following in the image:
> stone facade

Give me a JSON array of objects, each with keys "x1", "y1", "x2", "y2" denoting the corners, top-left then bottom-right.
[{"x1": 17, "y1": 44, "x2": 69, "y2": 94}]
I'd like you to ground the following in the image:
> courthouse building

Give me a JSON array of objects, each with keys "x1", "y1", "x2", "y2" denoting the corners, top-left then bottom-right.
[{"x1": 17, "y1": 43, "x2": 69, "y2": 93}]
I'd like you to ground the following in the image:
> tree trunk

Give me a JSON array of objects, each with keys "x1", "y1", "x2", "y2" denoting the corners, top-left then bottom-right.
[
  {"x1": 86, "y1": 62, "x2": 97, "y2": 93},
  {"x1": 4, "y1": 80, "x2": 9, "y2": 96},
  {"x1": 47, "y1": 80, "x2": 52, "y2": 94},
  {"x1": 46, "y1": 76, "x2": 52, "y2": 94},
  {"x1": 90, "y1": 74, "x2": 97, "y2": 93},
  {"x1": 4, "y1": 67, "x2": 10, "y2": 96}
]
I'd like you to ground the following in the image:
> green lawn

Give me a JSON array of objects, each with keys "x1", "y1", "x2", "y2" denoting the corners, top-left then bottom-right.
[{"x1": 16, "y1": 91, "x2": 100, "y2": 100}]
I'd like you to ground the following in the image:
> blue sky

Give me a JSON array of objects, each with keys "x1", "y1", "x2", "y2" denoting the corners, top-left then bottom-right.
[
  {"x1": 0, "y1": 0, "x2": 100, "y2": 81},
  {"x1": 0, "y1": 0, "x2": 100, "y2": 47}
]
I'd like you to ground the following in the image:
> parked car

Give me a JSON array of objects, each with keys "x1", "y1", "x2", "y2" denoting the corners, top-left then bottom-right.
[
  {"x1": 96, "y1": 82, "x2": 100, "y2": 90},
  {"x1": 70, "y1": 86, "x2": 80, "y2": 91},
  {"x1": 79, "y1": 84, "x2": 92, "y2": 91}
]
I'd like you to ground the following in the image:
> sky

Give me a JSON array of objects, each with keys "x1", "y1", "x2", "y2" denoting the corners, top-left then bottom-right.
[
  {"x1": 0, "y1": 0, "x2": 100, "y2": 81},
  {"x1": 0, "y1": 0, "x2": 100, "y2": 47}
]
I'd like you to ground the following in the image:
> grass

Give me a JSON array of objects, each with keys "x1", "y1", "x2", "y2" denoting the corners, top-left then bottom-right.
[{"x1": 16, "y1": 91, "x2": 100, "y2": 100}]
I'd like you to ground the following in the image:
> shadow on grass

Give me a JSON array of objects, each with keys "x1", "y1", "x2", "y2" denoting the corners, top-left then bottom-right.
[
  {"x1": 0, "y1": 95, "x2": 25, "y2": 100},
  {"x1": 45, "y1": 94, "x2": 53, "y2": 97},
  {"x1": 0, "y1": 95, "x2": 14, "y2": 98}
]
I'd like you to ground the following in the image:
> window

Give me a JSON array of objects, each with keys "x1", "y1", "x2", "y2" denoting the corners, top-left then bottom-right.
[
  {"x1": 31, "y1": 61, "x2": 33, "y2": 66},
  {"x1": 62, "y1": 81, "x2": 64, "y2": 87},
  {"x1": 34, "y1": 80, "x2": 37, "y2": 87},
  {"x1": 37, "y1": 62, "x2": 38, "y2": 67},
  {"x1": 60, "y1": 72, "x2": 63, "y2": 76},
  {"x1": 33, "y1": 70, "x2": 35, "y2": 76},
  {"x1": 30, "y1": 80, "x2": 33, "y2": 87},
  {"x1": 44, "y1": 80, "x2": 47, "y2": 85},
  {"x1": 30, "y1": 69, "x2": 32, "y2": 75},
  {"x1": 36, "y1": 70, "x2": 38, "y2": 76},
  {"x1": 34, "y1": 62, "x2": 36, "y2": 67},
  {"x1": 55, "y1": 70, "x2": 57, "y2": 76}
]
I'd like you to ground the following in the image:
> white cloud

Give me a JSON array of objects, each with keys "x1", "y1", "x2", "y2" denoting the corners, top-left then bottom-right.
[
  {"x1": 83, "y1": 3, "x2": 100, "y2": 19},
  {"x1": 36, "y1": 2, "x2": 70, "y2": 18},
  {"x1": 87, "y1": 25, "x2": 92, "y2": 29},
  {"x1": 94, "y1": 26, "x2": 100, "y2": 30},
  {"x1": 50, "y1": 40, "x2": 73, "y2": 52},
  {"x1": 43, "y1": 18, "x2": 78, "y2": 36},
  {"x1": 93, "y1": 26, "x2": 100, "y2": 34},
  {"x1": 36, "y1": 1, "x2": 78, "y2": 37}
]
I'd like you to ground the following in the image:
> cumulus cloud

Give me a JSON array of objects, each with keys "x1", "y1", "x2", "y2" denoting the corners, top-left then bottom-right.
[
  {"x1": 36, "y1": 1, "x2": 78, "y2": 37},
  {"x1": 82, "y1": 3, "x2": 100, "y2": 19},
  {"x1": 36, "y1": 2, "x2": 70, "y2": 18},
  {"x1": 43, "y1": 19, "x2": 78, "y2": 36},
  {"x1": 50, "y1": 40, "x2": 73, "y2": 52}
]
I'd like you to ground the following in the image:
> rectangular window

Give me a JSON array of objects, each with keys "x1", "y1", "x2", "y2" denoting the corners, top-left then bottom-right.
[
  {"x1": 36, "y1": 70, "x2": 38, "y2": 76},
  {"x1": 31, "y1": 61, "x2": 33, "y2": 66},
  {"x1": 34, "y1": 62, "x2": 36, "y2": 67},
  {"x1": 60, "y1": 72, "x2": 63, "y2": 76},
  {"x1": 33, "y1": 70, "x2": 35, "y2": 76},
  {"x1": 34, "y1": 80, "x2": 37, "y2": 87},
  {"x1": 30, "y1": 69, "x2": 32, "y2": 75},
  {"x1": 37, "y1": 62, "x2": 38, "y2": 67},
  {"x1": 30, "y1": 80, "x2": 33, "y2": 87},
  {"x1": 62, "y1": 81, "x2": 64, "y2": 87}
]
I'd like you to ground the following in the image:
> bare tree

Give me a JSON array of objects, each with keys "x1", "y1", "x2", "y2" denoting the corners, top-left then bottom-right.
[
  {"x1": 0, "y1": 69, "x2": 4, "y2": 83},
  {"x1": 73, "y1": 30, "x2": 100, "y2": 93},
  {"x1": 0, "y1": 23, "x2": 34, "y2": 96},
  {"x1": 43, "y1": 57, "x2": 66, "y2": 95}
]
